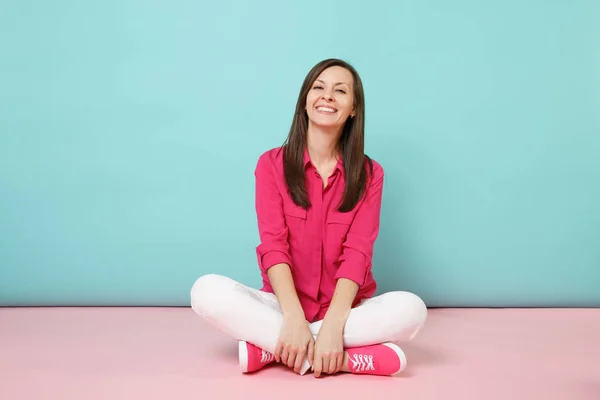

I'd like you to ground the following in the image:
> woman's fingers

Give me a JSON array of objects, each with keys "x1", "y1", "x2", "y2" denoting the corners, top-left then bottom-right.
[
  {"x1": 313, "y1": 353, "x2": 343, "y2": 376},
  {"x1": 274, "y1": 340, "x2": 283, "y2": 363},
  {"x1": 307, "y1": 338, "x2": 315, "y2": 367},
  {"x1": 313, "y1": 354, "x2": 323, "y2": 377},
  {"x1": 278, "y1": 343, "x2": 311, "y2": 371},
  {"x1": 293, "y1": 347, "x2": 307, "y2": 373},
  {"x1": 287, "y1": 350, "x2": 297, "y2": 368},
  {"x1": 329, "y1": 356, "x2": 337, "y2": 374},
  {"x1": 280, "y1": 347, "x2": 288, "y2": 365},
  {"x1": 336, "y1": 352, "x2": 344, "y2": 373},
  {"x1": 286, "y1": 344, "x2": 298, "y2": 368},
  {"x1": 320, "y1": 354, "x2": 332, "y2": 377}
]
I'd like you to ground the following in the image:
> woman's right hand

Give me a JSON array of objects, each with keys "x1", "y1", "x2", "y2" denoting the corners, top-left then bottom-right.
[{"x1": 274, "y1": 313, "x2": 315, "y2": 373}]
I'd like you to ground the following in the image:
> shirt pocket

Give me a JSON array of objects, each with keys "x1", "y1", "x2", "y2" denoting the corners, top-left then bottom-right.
[
  {"x1": 284, "y1": 204, "x2": 307, "y2": 250},
  {"x1": 326, "y1": 210, "x2": 355, "y2": 254}
]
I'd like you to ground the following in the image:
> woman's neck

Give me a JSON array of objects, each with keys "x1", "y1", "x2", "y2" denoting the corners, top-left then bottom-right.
[{"x1": 306, "y1": 123, "x2": 342, "y2": 166}]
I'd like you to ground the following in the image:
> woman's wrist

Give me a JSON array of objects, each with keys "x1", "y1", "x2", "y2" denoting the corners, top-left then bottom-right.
[
  {"x1": 322, "y1": 278, "x2": 357, "y2": 328},
  {"x1": 322, "y1": 306, "x2": 350, "y2": 329},
  {"x1": 282, "y1": 305, "x2": 306, "y2": 321},
  {"x1": 267, "y1": 263, "x2": 306, "y2": 321}
]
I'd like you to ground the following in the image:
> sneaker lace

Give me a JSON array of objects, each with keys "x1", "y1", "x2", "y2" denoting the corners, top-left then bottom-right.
[
  {"x1": 261, "y1": 350, "x2": 275, "y2": 363},
  {"x1": 349, "y1": 353, "x2": 375, "y2": 371}
]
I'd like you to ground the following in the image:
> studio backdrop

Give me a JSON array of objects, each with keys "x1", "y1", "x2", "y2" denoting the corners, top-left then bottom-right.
[{"x1": 1, "y1": 0, "x2": 598, "y2": 307}]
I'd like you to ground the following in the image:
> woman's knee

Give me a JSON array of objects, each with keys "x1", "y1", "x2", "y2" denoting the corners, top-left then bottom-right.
[
  {"x1": 384, "y1": 291, "x2": 428, "y2": 336},
  {"x1": 190, "y1": 273, "x2": 233, "y2": 317}
]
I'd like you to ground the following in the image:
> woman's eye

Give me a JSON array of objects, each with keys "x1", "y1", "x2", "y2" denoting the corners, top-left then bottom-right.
[
  {"x1": 313, "y1": 85, "x2": 323, "y2": 90},
  {"x1": 336, "y1": 89, "x2": 346, "y2": 94}
]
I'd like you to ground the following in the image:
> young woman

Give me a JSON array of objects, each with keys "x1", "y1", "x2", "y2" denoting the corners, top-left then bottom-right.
[{"x1": 191, "y1": 58, "x2": 427, "y2": 377}]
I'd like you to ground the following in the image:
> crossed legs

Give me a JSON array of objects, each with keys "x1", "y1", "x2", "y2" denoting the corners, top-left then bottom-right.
[{"x1": 190, "y1": 274, "x2": 427, "y2": 375}]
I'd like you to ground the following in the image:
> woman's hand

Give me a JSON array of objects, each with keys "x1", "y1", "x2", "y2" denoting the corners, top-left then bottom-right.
[
  {"x1": 312, "y1": 320, "x2": 345, "y2": 377},
  {"x1": 274, "y1": 313, "x2": 315, "y2": 374}
]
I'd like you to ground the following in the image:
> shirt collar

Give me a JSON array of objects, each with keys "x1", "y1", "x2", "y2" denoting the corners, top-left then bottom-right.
[{"x1": 303, "y1": 147, "x2": 345, "y2": 175}]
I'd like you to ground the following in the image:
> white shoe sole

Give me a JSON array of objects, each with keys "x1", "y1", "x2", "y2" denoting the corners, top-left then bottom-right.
[
  {"x1": 382, "y1": 342, "x2": 407, "y2": 375},
  {"x1": 238, "y1": 341, "x2": 249, "y2": 373}
]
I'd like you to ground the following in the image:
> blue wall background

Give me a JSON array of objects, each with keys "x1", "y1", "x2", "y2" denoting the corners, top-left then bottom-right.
[{"x1": 1, "y1": 1, "x2": 599, "y2": 307}]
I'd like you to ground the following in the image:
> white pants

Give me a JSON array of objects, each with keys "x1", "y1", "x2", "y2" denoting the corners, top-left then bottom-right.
[{"x1": 190, "y1": 274, "x2": 428, "y2": 355}]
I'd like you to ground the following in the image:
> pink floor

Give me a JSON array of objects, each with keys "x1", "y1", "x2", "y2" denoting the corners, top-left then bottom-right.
[{"x1": 1, "y1": 307, "x2": 599, "y2": 400}]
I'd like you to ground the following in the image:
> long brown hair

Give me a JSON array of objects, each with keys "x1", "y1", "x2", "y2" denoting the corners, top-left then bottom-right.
[{"x1": 282, "y1": 58, "x2": 373, "y2": 212}]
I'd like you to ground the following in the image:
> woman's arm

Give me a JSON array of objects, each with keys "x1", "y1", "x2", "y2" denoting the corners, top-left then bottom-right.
[
  {"x1": 312, "y1": 278, "x2": 358, "y2": 377},
  {"x1": 267, "y1": 263, "x2": 305, "y2": 319},
  {"x1": 255, "y1": 152, "x2": 306, "y2": 319},
  {"x1": 325, "y1": 163, "x2": 385, "y2": 326},
  {"x1": 321, "y1": 277, "x2": 359, "y2": 326},
  {"x1": 268, "y1": 263, "x2": 315, "y2": 372},
  {"x1": 313, "y1": 162, "x2": 385, "y2": 377},
  {"x1": 255, "y1": 152, "x2": 314, "y2": 373}
]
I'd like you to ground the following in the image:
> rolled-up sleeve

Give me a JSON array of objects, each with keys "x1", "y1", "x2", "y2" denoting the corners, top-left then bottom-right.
[
  {"x1": 254, "y1": 153, "x2": 292, "y2": 273},
  {"x1": 334, "y1": 163, "x2": 384, "y2": 286}
]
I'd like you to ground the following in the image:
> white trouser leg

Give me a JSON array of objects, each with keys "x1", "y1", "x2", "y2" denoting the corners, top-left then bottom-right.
[
  {"x1": 191, "y1": 273, "x2": 284, "y2": 354},
  {"x1": 308, "y1": 291, "x2": 427, "y2": 347},
  {"x1": 191, "y1": 274, "x2": 427, "y2": 367}
]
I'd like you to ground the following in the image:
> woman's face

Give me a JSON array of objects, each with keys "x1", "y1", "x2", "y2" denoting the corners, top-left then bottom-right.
[{"x1": 305, "y1": 66, "x2": 355, "y2": 132}]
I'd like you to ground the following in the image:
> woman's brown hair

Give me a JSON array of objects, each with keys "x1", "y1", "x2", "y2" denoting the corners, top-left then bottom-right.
[{"x1": 282, "y1": 58, "x2": 373, "y2": 213}]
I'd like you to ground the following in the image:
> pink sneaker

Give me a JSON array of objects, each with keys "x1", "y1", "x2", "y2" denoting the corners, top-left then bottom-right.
[
  {"x1": 346, "y1": 343, "x2": 407, "y2": 376},
  {"x1": 238, "y1": 341, "x2": 276, "y2": 373}
]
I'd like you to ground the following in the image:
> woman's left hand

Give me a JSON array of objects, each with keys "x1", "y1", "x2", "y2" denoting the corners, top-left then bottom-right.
[{"x1": 312, "y1": 320, "x2": 345, "y2": 378}]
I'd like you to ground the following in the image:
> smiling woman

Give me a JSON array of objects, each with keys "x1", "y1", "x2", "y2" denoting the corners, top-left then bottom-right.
[
  {"x1": 307, "y1": 68, "x2": 355, "y2": 132},
  {"x1": 190, "y1": 59, "x2": 427, "y2": 378}
]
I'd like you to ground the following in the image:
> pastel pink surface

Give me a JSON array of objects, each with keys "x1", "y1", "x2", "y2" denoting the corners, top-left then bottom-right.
[{"x1": 1, "y1": 307, "x2": 599, "y2": 400}]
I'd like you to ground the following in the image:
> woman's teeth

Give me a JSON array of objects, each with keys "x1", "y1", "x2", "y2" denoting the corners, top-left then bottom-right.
[{"x1": 317, "y1": 107, "x2": 336, "y2": 113}]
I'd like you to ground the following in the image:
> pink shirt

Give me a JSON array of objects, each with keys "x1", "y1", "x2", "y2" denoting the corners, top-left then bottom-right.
[{"x1": 254, "y1": 147, "x2": 384, "y2": 322}]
